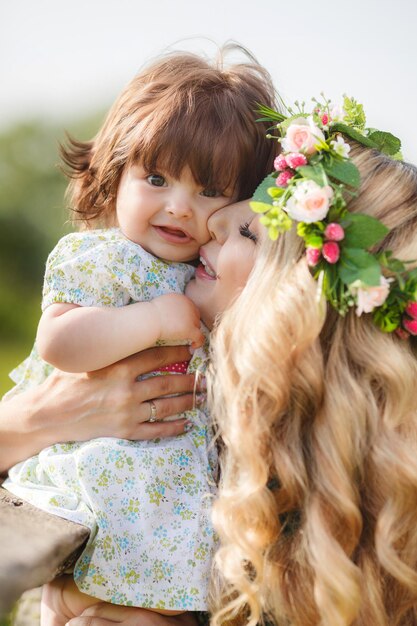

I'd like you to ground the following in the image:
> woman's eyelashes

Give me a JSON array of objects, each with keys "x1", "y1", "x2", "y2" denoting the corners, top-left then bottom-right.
[{"x1": 239, "y1": 221, "x2": 258, "y2": 243}]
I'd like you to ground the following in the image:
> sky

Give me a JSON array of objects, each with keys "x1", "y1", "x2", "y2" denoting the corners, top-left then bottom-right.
[{"x1": 1, "y1": 0, "x2": 417, "y2": 162}]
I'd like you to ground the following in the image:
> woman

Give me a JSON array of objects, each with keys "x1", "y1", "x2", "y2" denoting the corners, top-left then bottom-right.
[{"x1": 209, "y1": 140, "x2": 417, "y2": 625}]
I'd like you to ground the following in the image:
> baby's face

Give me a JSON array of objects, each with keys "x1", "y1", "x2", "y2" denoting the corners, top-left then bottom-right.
[
  {"x1": 185, "y1": 200, "x2": 261, "y2": 329},
  {"x1": 115, "y1": 163, "x2": 234, "y2": 262}
]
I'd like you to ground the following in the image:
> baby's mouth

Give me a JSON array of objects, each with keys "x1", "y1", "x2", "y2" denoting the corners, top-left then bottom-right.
[{"x1": 153, "y1": 225, "x2": 193, "y2": 244}]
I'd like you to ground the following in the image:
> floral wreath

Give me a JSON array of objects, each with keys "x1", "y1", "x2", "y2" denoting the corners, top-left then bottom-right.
[{"x1": 250, "y1": 95, "x2": 417, "y2": 338}]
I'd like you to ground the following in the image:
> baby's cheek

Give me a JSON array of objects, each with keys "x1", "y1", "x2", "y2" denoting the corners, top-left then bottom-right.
[{"x1": 195, "y1": 226, "x2": 211, "y2": 247}]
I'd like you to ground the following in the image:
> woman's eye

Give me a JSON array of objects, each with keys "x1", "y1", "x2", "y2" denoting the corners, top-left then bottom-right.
[
  {"x1": 147, "y1": 174, "x2": 167, "y2": 187},
  {"x1": 200, "y1": 188, "x2": 221, "y2": 198},
  {"x1": 239, "y1": 222, "x2": 257, "y2": 243}
]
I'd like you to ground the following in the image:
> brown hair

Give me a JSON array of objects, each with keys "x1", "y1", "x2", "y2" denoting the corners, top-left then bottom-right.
[{"x1": 61, "y1": 44, "x2": 278, "y2": 226}]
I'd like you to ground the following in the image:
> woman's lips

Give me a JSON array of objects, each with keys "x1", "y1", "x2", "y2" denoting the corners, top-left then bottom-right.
[
  {"x1": 195, "y1": 264, "x2": 217, "y2": 280},
  {"x1": 196, "y1": 251, "x2": 217, "y2": 280},
  {"x1": 153, "y1": 225, "x2": 193, "y2": 244}
]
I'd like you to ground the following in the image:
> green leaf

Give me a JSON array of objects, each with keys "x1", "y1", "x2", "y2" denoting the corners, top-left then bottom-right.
[
  {"x1": 255, "y1": 103, "x2": 286, "y2": 123},
  {"x1": 342, "y1": 96, "x2": 366, "y2": 129},
  {"x1": 250, "y1": 200, "x2": 273, "y2": 214},
  {"x1": 304, "y1": 234, "x2": 323, "y2": 248},
  {"x1": 373, "y1": 308, "x2": 401, "y2": 332},
  {"x1": 379, "y1": 253, "x2": 407, "y2": 274},
  {"x1": 330, "y1": 123, "x2": 376, "y2": 148},
  {"x1": 252, "y1": 174, "x2": 277, "y2": 203},
  {"x1": 324, "y1": 158, "x2": 360, "y2": 187},
  {"x1": 342, "y1": 214, "x2": 389, "y2": 248},
  {"x1": 339, "y1": 248, "x2": 381, "y2": 286},
  {"x1": 297, "y1": 164, "x2": 328, "y2": 186},
  {"x1": 367, "y1": 130, "x2": 401, "y2": 156},
  {"x1": 267, "y1": 186, "x2": 285, "y2": 199},
  {"x1": 268, "y1": 225, "x2": 279, "y2": 240}
]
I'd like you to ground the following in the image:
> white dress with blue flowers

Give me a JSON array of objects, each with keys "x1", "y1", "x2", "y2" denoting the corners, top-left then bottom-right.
[{"x1": 4, "y1": 228, "x2": 218, "y2": 610}]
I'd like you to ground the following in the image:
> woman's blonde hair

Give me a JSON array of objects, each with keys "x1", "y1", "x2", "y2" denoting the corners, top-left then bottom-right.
[
  {"x1": 209, "y1": 145, "x2": 417, "y2": 626},
  {"x1": 61, "y1": 44, "x2": 277, "y2": 226}
]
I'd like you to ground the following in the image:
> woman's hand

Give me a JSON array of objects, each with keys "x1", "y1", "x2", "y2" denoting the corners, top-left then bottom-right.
[
  {"x1": 66, "y1": 604, "x2": 198, "y2": 626},
  {"x1": 0, "y1": 345, "x2": 201, "y2": 472}
]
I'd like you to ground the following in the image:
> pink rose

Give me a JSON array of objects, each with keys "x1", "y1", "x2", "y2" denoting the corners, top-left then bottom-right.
[
  {"x1": 405, "y1": 301, "x2": 417, "y2": 320},
  {"x1": 324, "y1": 223, "x2": 345, "y2": 242},
  {"x1": 322, "y1": 241, "x2": 340, "y2": 264},
  {"x1": 285, "y1": 152, "x2": 308, "y2": 169},
  {"x1": 281, "y1": 117, "x2": 325, "y2": 155},
  {"x1": 350, "y1": 276, "x2": 391, "y2": 317},
  {"x1": 276, "y1": 170, "x2": 295, "y2": 187},
  {"x1": 285, "y1": 180, "x2": 333, "y2": 223},
  {"x1": 306, "y1": 247, "x2": 321, "y2": 266},
  {"x1": 274, "y1": 154, "x2": 288, "y2": 171},
  {"x1": 403, "y1": 318, "x2": 417, "y2": 335}
]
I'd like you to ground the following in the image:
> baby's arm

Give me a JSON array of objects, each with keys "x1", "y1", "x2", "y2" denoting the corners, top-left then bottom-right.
[
  {"x1": 42, "y1": 576, "x2": 185, "y2": 626},
  {"x1": 41, "y1": 576, "x2": 99, "y2": 626},
  {"x1": 37, "y1": 294, "x2": 204, "y2": 373}
]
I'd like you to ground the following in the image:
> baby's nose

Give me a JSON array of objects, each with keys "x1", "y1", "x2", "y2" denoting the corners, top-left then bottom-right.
[{"x1": 166, "y1": 196, "x2": 193, "y2": 219}]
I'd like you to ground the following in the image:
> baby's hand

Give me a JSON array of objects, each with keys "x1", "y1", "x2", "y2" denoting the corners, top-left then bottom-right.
[{"x1": 151, "y1": 294, "x2": 204, "y2": 349}]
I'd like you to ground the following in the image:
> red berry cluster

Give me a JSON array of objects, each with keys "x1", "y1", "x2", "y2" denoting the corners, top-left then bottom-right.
[
  {"x1": 274, "y1": 152, "x2": 308, "y2": 187},
  {"x1": 306, "y1": 223, "x2": 345, "y2": 267},
  {"x1": 397, "y1": 301, "x2": 417, "y2": 338}
]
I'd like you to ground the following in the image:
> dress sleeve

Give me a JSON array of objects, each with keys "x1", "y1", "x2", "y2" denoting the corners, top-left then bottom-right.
[
  {"x1": 41, "y1": 232, "x2": 136, "y2": 310},
  {"x1": 41, "y1": 230, "x2": 196, "y2": 311}
]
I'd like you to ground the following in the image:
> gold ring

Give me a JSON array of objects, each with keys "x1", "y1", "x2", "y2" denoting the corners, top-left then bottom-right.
[{"x1": 148, "y1": 400, "x2": 157, "y2": 422}]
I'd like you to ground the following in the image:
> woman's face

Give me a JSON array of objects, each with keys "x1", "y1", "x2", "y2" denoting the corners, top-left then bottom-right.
[{"x1": 185, "y1": 200, "x2": 261, "y2": 329}]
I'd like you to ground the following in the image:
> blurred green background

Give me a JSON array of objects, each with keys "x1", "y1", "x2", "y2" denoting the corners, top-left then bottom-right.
[{"x1": 0, "y1": 113, "x2": 103, "y2": 396}]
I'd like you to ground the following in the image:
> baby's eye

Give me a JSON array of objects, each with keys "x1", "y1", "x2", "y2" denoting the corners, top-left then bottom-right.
[
  {"x1": 200, "y1": 188, "x2": 222, "y2": 198},
  {"x1": 239, "y1": 222, "x2": 258, "y2": 243},
  {"x1": 147, "y1": 174, "x2": 167, "y2": 187}
]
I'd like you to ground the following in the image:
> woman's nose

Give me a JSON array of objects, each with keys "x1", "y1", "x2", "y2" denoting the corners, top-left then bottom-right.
[{"x1": 207, "y1": 207, "x2": 228, "y2": 242}]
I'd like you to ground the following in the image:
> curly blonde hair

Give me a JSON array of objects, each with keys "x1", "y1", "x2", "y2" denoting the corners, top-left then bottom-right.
[{"x1": 209, "y1": 145, "x2": 417, "y2": 626}]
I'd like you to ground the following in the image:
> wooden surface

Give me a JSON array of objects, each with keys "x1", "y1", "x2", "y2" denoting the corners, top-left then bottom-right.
[{"x1": 0, "y1": 486, "x2": 89, "y2": 618}]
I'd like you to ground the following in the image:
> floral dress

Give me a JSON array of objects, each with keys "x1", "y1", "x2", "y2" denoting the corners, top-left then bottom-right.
[{"x1": 3, "y1": 228, "x2": 218, "y2": 610}]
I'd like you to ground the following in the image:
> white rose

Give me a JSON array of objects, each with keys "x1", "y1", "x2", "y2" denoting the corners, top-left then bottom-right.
[
  {"x1": 281, "y1": 117, "x2": 325, "y2": 155},
  {"x1": 285, "y1": 180, "x2": 333, "y2": 223},
  {"x1": 350, "y1": 276, "x2": 392, "y2": 316}
]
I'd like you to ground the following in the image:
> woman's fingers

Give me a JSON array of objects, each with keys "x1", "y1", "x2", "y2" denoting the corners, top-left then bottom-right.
[
  {"x1": 139, "y1": 391, "x2": 195, "y2": 422},
  {"x1": 42, "y1": 346, "x2": 203, "y2": 443},
  {"x1": 138, "y1": 372, "x2": 197, "y2": 400},
  {"x1": 67, "y1": 617, "x2": 118, "y2": 626},
  {"x1": 97, "y1": 346, "x2": 192, "y2": 381},
  {"x1": 66, "y1": 603, "x2": 191, "y2": 626}
]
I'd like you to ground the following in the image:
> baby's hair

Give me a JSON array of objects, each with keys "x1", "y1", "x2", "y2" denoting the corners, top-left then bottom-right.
[
  {"x1": 209, "y1": 145, "x2": 417, "y2": 626},
  {"x1": 61, "y1": 43, "x2": 278, "y2": 226}
]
